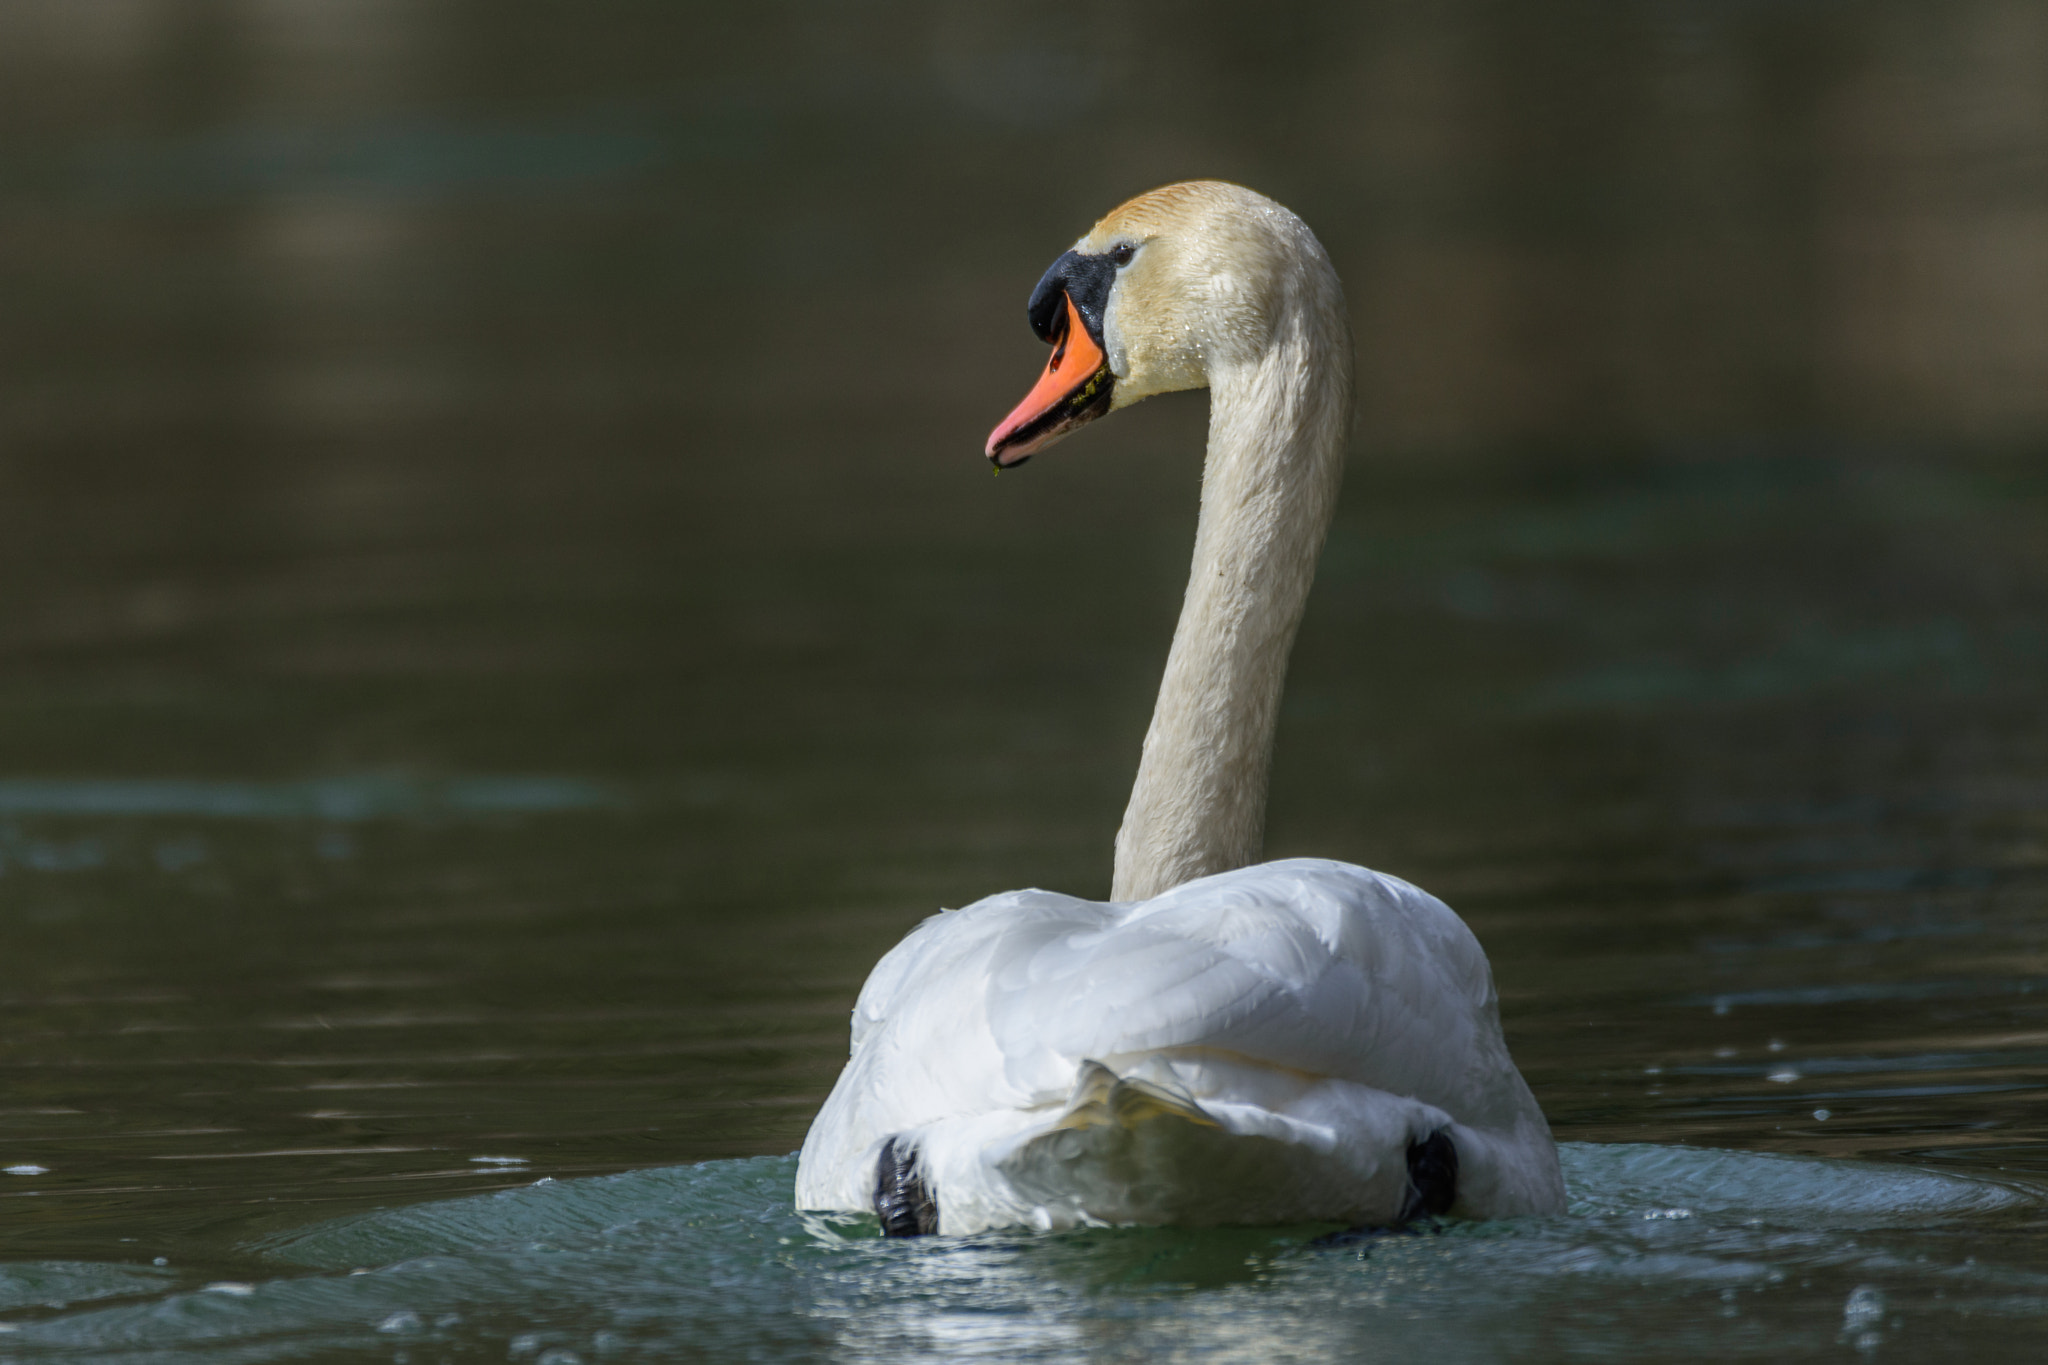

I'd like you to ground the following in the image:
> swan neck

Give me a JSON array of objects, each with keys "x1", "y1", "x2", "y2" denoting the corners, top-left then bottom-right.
[{"x1": 1111, "y1": 306, "x2": 1349, "y2": 902}]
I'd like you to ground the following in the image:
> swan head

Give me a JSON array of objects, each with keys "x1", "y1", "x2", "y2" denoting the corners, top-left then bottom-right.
[{"x1": 985, "y1": 180, "x2": 1329, "y2": 468}]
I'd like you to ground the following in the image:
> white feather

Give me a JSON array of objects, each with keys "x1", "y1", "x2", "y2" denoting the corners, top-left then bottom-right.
[{"x1": 795, "y1": 859, "x2": 1565, "y2": 1232}]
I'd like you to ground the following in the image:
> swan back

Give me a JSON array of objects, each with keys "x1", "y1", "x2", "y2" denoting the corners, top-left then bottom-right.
[{"x1": 796, "y1": 860, "x2": 1563, "y2": 1231}]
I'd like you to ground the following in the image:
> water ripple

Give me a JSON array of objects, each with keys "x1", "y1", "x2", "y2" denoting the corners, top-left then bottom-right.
[{"x1": 0, "y1": 1146, "x2": 2038, "y2": 1362}]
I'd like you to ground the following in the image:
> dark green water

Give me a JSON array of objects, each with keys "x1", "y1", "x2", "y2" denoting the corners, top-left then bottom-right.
[{"x1": 3, "y1": 2, "x2": 2046, "y2": 1359}]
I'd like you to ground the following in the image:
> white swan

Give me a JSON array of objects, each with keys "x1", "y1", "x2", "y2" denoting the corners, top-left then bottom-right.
[{"x1": 796, "y1": 182, "x2": 1565, "y2": 1235}]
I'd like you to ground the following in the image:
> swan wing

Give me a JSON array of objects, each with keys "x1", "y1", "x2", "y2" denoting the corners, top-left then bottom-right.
[
  {"x1": 982, "y1": 859, "x2": 1511, "y2": 1124},
  {"x1": 797, "y1": 859, "x2": 1557, "y2": 1221}
]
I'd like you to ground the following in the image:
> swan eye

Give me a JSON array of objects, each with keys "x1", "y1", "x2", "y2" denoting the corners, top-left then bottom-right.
[{"x1": 1109, "y1": 243, "x2": 1136, "y2": 267}]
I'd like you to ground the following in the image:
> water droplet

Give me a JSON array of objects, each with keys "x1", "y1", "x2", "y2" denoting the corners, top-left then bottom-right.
[
  {"x1": 1768, "y1": 1069, "x2": 1801, "y2": 1083},
  {"x1": 1814, "y1": 1108, "x2": 1832, "y2": 1121},
  {"x1": 378, "y1": 1311, "x2": 422, "y2": 1334},
  {"x1": 203, "y1": 1282, "x2": 255, "y2": 1297},
  {"x1": 3, "y1": 1164, "x2": 49, "y2": 1176},
  {"x1": 471, "y1": 1155, "x2": 529, "y2": 1166},
  {"x1": 1843, "y1": 1284, "x2": 1886, "y2": 1330}
]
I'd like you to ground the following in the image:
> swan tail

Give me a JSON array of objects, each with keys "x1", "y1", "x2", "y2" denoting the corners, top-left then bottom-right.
[
  {"x1": 988, "y1": 1057, "x2": 1439, "y2": 1231},
  {"x1": 1051, "y1": 1058, "x2": 1221, "y2": 1135}
]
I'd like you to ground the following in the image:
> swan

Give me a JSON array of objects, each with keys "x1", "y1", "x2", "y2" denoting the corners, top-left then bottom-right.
[{"x1": 795, "y1": 181, "x2": 1565, "y2": 1236}]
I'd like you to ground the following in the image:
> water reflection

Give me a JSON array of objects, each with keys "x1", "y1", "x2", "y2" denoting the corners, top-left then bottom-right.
[
  {"x1": 0, "y1": 775, "x2": 620, "y2": 820},
  {"x1": 5, "y1": 4, "x2": 2047, "y2": 453}
]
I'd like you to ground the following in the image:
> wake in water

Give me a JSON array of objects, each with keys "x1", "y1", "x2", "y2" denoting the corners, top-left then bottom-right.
[{"x1": 0, "y1": 1144, "x2": 2041, "y2": 1363}]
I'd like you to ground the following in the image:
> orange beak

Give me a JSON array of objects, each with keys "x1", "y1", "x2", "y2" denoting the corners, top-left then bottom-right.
[{"x1": 985, "y1": 294, "x2": 1115, "y2": 468}]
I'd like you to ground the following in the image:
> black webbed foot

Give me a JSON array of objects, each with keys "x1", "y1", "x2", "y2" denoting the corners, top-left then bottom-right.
[
  {"x1": 1396, "y1": 1129, "x2": 1458, "y2": 1223},
  {"x1": 1314, "y1": 1130, "x2": 1459, "y2": 1247},
  {"x1": 1309, "y1": 1222, "x2": 1421, "y2": 1247},
  {"x1": 873, "y1": 1136, "x2": 938, "y2": 1237}
]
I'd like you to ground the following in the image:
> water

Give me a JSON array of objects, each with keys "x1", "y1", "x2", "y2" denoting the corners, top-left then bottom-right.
[
  {"x1": 0, "y1": 1147, "x2": 2042, "y2": 1361},
  {"x1": 3, "y1": 2, "x2": 2047, "y2": 1359}
]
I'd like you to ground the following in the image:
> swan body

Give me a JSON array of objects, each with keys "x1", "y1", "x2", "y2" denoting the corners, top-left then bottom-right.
[
  {"x1": 796, "y1": 859, "x2": 1563, "y2": 1232},
  {"x1": 795, "y1": 182, "x2": 1565, "y2": 1233}
]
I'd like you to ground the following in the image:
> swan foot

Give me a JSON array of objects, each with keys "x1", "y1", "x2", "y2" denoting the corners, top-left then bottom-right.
[
  {"x1": 1309, "y1": 1221, "x2": 1430, "y2": 1247},
  {"x1": 1396, "y1": 1129, "x2": 1458, "y2": 1223},
  {"x1": 1312, "y1": 1130, "x2": 1459, "y2": 1246},
  {"x1": 874, "y1": 1136, "x2": 938, "y2": 1237}
]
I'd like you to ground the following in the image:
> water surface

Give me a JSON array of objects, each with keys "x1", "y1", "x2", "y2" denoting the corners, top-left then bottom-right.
[{"x1": 4, "y1": 1144, "x2": 2047, "y2": 1362}]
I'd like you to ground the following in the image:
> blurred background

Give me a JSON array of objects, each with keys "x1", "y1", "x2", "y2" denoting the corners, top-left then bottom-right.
[{"x1": 1, "y1": 0, "x2": 2045, "y2": 1279}]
